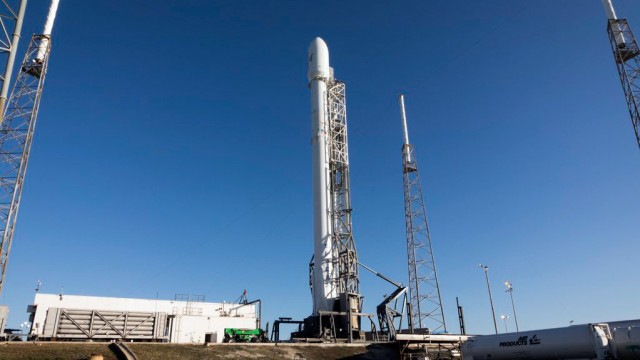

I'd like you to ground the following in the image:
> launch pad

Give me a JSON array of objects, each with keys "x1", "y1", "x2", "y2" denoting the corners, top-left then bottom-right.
[{"x1": 292, "y1": 294, "x2": 376, "y2": 342}]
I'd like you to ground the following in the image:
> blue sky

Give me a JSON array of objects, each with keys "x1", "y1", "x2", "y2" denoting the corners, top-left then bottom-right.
[{"x1": 1, "y1": 0, "x2": 638, "y2": 336}]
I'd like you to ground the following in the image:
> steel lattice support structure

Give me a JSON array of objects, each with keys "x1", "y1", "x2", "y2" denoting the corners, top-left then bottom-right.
[
  {"x1": 327, "y1": 81, "x2": 360, "y2": 299},
  {"x1": 607, "y1": 18, "x2": 640, "y2": 149},
  {"x1": 0, "y1": 0, "x2": 27, "y2": 123},
  {"x1": 0, "y1": 34, "x2": 51, "y2": 295},
  {"x1": 402, "y1": 144, "x2": 446, "y2": 333}
]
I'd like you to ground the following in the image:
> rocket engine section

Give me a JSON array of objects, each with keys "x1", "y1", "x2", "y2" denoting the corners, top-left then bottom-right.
[{"x1": 462, "y1": 322, "x2": 640, "y2": 360}]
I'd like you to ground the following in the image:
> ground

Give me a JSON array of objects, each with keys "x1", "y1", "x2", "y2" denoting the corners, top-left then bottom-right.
[
  {"x1": 0, "y1": 342, "x2": 118, "y2": 360},
  {"x1": 0, "y1": 342, "x2": 400, "y2": 360}
]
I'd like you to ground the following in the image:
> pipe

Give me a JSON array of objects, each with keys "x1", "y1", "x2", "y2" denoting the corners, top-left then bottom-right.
[{"x1": 358, "y1": 261, "x2": 403, "y2": 289}]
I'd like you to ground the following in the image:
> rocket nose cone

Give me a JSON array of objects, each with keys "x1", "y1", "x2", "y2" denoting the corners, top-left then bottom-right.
[
  {"x1": 310, "y1": 37, "x2": 328, "y2": 52},
  {"x1": 308, "y1": 37, "x2": 330, "y2": 82}
]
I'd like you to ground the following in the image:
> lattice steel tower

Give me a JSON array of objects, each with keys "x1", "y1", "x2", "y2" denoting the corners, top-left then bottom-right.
[
  {"x1": 398, "y1": 95, "x2": 446, "y2": 333},
  {"x1": 0, "y1": 0, "x2": 59, "y2": 296},
  {"x1": 603, "y1": 0, "x2": 640, "y2": 149},
  {"x1": 327, "y1": 81, "x2": 359, "y2": 299},
  {"x1": 0, "y1": 0, "x2": 27, "y2": 125}
]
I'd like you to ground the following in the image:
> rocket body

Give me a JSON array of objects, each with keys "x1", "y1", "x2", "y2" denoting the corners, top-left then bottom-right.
[{"x1": 308, "y1": 37, "x2": 336, "y2": 314}]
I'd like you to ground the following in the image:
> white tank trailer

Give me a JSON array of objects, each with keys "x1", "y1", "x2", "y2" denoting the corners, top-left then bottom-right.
[{"x1": 461, "y1": 320, "x2": 640, "y2": 360}]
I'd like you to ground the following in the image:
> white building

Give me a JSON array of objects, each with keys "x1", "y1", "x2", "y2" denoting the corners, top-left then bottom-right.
[{"x1": 28, "y1": 293, "x2": 258, "y2": 343}]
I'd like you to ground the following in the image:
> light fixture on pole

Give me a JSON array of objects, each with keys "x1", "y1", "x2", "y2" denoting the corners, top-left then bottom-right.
[
  {"x1": 504, "y1": 281, "x2": 520, "y2": 332},
  {"x1": 500, "y1": 314, "x2": 510, "y2": 333},
  {"x1": 479, "y1": 264, "x2": 498, "y2": 334}
]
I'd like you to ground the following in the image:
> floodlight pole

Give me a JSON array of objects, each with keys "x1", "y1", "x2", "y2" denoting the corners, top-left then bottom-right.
[
  {"x1": 479, "y1": 264, "x2": 498, "y2": 334},
  {"x1": 500, "y1": 315, "x2": 509, "y2": 333},
  {"x1": 505, "y1": 281, "x2": 519, "y2": 332}
]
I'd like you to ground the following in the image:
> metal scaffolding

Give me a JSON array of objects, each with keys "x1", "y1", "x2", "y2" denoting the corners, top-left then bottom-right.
[
  {"x1": 607, "y1": 18, "x2": 640, "y2": 149},
  {"x1": 402, "y1": 143, "x2": 446, "y2": 333},
  {"x1": 327, "y1": 80, "x2": 362, "y2": 340},
  {"x1": 0, "y1": 34, "x2": 52, "y2": 295},
  {"x1": 0, "y1": 0, "x2": 27, "y2": 124},
  {"x1": 303, "y1": 79, "x2": 363, "y2": 342},
  {"x1": 327, "y1": 80, "x2": 359, "y2": 298}
]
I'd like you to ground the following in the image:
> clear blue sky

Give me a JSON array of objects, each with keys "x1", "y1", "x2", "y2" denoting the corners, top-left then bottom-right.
[{"x1": 2, "y1": 0, "x2": 639, "y2": 335}]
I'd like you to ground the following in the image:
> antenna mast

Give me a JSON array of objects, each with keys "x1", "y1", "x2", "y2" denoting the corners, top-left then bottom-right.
[
  {"x1": 399, "y1": 95, "x2": 446, "y2": 333},
  {"x1": 0, "y1": 0, "x2": 59, "y2": 296},
  {"x1": 602, "y1": 0, "x2": 640, "y2": 149}
]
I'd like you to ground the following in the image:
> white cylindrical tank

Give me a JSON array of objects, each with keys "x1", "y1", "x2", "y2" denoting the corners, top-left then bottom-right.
[
  {"x1": 612, "y1": 326, "x2": 640, "y2": 359},
  {"x1": 461, "y1": 324, "x2": 606, "y2": 360},
  {"x1": 308, "y1": 37, "x2": 335, "y2": 314}
]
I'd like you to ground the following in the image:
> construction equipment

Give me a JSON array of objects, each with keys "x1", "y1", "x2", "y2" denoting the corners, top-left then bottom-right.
[{"x1": 222, "y1": 327, "x2": 267, "y2": 343}]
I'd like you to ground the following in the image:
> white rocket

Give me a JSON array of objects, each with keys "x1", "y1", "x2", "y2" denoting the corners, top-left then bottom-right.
[
  {"x1": 36, "y1": 0, "x2": 60, "y2": 62},
  {"x1": 307, "y1": 37, "x2": 336, "y2": 314}
]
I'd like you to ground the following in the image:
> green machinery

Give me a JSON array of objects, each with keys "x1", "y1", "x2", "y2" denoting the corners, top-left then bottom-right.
[{"x1": 222, "y1": 328, "x2": 267, "y2": 343}]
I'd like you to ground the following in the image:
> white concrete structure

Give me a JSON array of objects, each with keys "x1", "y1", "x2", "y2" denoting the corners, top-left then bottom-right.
[{"x1": 28, "y1": 293, "x2": 257, "y2": 343}]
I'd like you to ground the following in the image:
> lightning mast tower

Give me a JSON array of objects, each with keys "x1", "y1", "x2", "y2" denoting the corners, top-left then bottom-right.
[
  {"x1": 0, "y1": 0, "x2": 59, "y2": 296},
  {"x1": 305, "y1": 37, "x2": 362, "y2": 341},
  {"x1": 602, "y1": 0, "x2": 640, "y2": 149},
  {"x1": 398, "y1": 95, "x2": 446, "y2": 333}
]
